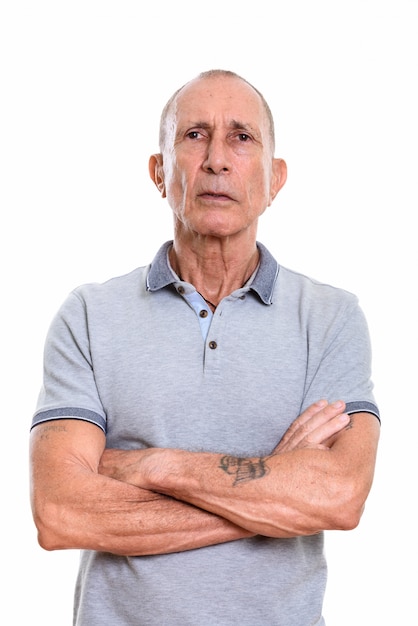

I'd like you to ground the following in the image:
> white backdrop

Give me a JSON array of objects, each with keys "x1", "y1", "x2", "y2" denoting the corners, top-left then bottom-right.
[{"x1": 2, "y1": 1, "x2": 417, "y2": 624}]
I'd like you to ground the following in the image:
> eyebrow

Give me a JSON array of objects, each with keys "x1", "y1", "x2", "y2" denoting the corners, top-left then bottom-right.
[{"x1": 229, "y1": 119, "x2": 257, "y2": 132}]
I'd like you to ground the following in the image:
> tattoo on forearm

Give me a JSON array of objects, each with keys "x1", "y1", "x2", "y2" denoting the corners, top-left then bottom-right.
[{"x1": 219, "y1": 455, "x2": 270, "y2": 486}]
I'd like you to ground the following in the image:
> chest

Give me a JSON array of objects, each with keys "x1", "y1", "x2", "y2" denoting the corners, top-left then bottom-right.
[{"x1": 89, "y1": 294, "x2": 309, "y2": 455}]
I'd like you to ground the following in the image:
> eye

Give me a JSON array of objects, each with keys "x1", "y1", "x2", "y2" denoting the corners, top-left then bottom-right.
[
  {"x1": 186, "y1": 131, "x2": 202, "y2": 140},
  {"x1": 237, "y1": 133, "x2": 251, "y2": 142}
]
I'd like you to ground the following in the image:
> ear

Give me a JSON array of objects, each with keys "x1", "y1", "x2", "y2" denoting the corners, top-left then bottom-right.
[
  {"x1": 149, "y1": 153, "x2": 166, "y2": 198},
  {"x1": 269, "y1": 158, "x2": 287, "y2": 204}
]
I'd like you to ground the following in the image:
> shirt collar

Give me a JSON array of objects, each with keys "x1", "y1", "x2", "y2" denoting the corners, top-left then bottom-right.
[{"x1": 146, "y1": 240, "x2": 279, "y2": 305}]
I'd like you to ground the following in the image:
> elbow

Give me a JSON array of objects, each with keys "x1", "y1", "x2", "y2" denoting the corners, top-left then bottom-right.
[
  {"x1": 331, "y1": 504, "x2": 364, "y2": 531},
  {"x1": 37, "y1": 530, "x2": 61, "y2": 552},
  {"x1": 36, "y1": 525, "x2": 66, "y2": 551},
  {"x1": 327, "y1": 481, "x2": 368, "y2": 531},
  {"x1": 32, "y1": 502, "x2": 73, "y2": 551}
]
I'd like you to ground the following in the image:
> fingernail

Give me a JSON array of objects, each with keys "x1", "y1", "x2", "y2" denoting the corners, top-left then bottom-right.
[
  {"x1": 332, "y1": 400, "x2": 344, "y2": 409},
  {"x1": 339, "y1": 413, "x2": 350, "y2": 423}
]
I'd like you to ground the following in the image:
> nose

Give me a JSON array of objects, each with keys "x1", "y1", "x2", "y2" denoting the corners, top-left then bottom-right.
[{"x1": 202, "y1": 137, "x2": 230, "y2": 174}]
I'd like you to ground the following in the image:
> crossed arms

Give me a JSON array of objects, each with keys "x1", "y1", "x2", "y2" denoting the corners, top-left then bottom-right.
[{"x1": 30, "y1": 400, "x2": 380, "y2": 556}]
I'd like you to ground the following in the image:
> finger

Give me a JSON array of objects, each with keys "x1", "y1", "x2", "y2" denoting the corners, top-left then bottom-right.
[
  {"x1": 277, "y1": 399, "x2": 329, "y2": 446},
  {"x1": 275, "y1": 399, "x2": 332, "y2": 450},
  {"x1": 296, "y1": 411, "x2": 350, "y2": 449},
  {"x1": 274, "y1": 400, "x2": 347, "y2": 453}
]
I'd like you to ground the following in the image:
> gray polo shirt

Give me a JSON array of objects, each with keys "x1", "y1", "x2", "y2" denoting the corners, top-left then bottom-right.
[{"x1": 32, "y1": 240, "x2": 379, "y2": 625}]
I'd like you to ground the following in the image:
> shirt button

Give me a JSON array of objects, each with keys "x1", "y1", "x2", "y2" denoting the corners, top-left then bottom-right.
[
  {"x1": 177, "y1": 285, "x2": 185, "y2": 294},
  {"x1": 208, "y1": 341, "x2": 217, "y2": 350},
  {"x1": 200, "y1": 309, "x2": 208, "y2": 318}
]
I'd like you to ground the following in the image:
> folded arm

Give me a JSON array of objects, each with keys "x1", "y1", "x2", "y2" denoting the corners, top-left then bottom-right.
[
  {"x1": 29, "y1": 419, "x2": 253, "y2": 556},
  {"x1": 99, "y1": 400, "x2": 380, "y2": 538}
]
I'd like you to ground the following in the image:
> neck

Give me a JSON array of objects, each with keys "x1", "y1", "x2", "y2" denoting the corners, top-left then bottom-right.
[{"x1": 169, "y1": 236, "x2": 259, "y2": 308}]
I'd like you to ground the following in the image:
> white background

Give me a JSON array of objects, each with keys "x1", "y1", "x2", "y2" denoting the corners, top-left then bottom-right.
[{"x1": 1, "y1": 1, "x2": 417, "y2": 624}]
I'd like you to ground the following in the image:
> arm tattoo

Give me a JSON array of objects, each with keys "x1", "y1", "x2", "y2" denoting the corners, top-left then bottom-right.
[
  {"x1": 219, "y1": 455, "x2": 270, "y2": 486},
  {"x1": 39, "y1": 423, "x2": 68, "y2": 440}
]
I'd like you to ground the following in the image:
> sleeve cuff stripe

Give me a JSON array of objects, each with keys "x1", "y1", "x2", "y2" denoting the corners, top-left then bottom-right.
[
  {"x1": 345, "y1": 401, "x2": 380, "y2": 422},
  {"x1": 31, "y1": 408, "x2": 107, "y2": 433}
]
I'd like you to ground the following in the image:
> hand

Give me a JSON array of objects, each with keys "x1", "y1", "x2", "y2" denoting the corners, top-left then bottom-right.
[
  {"x1": 273, "y1": 400, "x2": 350, "y2": 455},
  {"x1": 99, "y1": 446, "x2": 172, "y2": 493},
  {"x1": 99, "y1": 448, "x2": 148, "y2": 485}
]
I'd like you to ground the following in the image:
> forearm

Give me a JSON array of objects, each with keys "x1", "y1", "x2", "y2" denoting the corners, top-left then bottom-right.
[
  {"x1": 119, "y1": 448, "x2": 331, "y2": 537},
  {"x1": 33, "y1": 466, "x2": 252, "y2": 555},
  {"x1": 30, "y1": 421, "x2": 252, "y2": 557},
  {"x1": 109, "y1": 411, "x2": 379, "y2": 538},
  {"x1": 100, "y1": 447, "x2": 330, "y2": 537}
]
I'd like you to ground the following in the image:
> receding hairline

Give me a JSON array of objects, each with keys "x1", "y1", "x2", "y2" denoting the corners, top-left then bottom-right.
[{"x1": 158, "y1": 69, "x2": 276, "y2": 153}]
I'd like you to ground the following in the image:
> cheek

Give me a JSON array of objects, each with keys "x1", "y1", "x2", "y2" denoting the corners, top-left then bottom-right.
[
  {"x1": 245, "y1": 166, "x2": 272, "y2": 203},
  {"x1": 162, "y1": 161, "x2": 180, "y2": 195},
  {"x1": 164, "y1": 169, "x2": 191, "y2": 213},
  {"x1": 259, "y1": 163, "x2": 276, "y2": 202}
]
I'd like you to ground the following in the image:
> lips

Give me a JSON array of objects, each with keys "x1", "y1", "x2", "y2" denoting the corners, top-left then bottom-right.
[{"x1": 199, "y1": 190, "x2": 234, "y2": 201}]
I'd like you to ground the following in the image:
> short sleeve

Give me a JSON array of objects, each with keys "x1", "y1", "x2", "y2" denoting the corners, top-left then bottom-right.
[
  {"x1": 302, "y1": 294, "x2": 380, "y2": 421},
  {"x1": 31, "y1": 289, "x2": 107, "y2": 432}
]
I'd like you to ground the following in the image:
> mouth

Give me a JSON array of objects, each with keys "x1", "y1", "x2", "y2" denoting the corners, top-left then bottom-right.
[{"x1": 198, "y1": 191, "x2": 235, "y2": 202}]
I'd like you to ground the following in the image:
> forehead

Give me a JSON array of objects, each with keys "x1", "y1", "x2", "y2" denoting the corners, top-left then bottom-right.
[{"x1": 172, "y1": 76, "x2": 267, "y2": 131}]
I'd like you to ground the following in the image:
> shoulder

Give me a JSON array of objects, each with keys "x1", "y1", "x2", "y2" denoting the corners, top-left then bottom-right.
[
  {"x1": 60, "y1": 265, "x2": 149, "y2": 317},
  {"x1": 74, "y1": 265, "x2": 150, "y2": 302},
  {"x1": 274, "y1": 266, "x2": 366, "y2": 337},
  {"x1": 48, "y1": 265, "x2": 150, "y2": 333},
  {"x1": 277, "y1": 265, "x2": 358, "y2": 308}
]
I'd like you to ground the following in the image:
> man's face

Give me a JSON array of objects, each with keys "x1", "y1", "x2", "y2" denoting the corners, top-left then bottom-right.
[{"x1": 153, "y1": 75, "x2": 285, "y2": 241}]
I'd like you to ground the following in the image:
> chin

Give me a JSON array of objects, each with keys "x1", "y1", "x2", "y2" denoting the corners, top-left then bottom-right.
[
  {"x1": 193, "y1": 224, "x2": 241, "y2": 239},
  {"x1": 192, "y1": 214, "x2": 248, "y2": 237}
]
